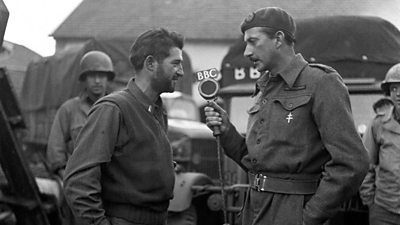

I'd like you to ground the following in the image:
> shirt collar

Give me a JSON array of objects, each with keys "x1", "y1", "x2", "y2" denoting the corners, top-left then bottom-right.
[
  {"x1": 78, "y1": 92, "x2": 93, "y2": 115},
  {"x1": 126, "y1": 78, "x2": 163, "y2": 113},
  {"x1": 277, "y1": 54, "x2": 308, "y2": 88}
]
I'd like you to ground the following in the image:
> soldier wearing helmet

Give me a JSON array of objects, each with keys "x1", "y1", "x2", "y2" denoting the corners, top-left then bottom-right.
[
  {"x1": 46, "y1": 50, "x2": 114, "y2": 225},
  {"x1": 47, "y1": 50, "x2": 115, "y2": 178},
  {"x1": 360, "y1": 63, "x2": 400, "y2": 225}
]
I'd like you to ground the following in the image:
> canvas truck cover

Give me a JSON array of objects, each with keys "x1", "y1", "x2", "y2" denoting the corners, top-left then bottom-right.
[{"x1": 220, "y1": 15, "x2": 400, "y2": 87}]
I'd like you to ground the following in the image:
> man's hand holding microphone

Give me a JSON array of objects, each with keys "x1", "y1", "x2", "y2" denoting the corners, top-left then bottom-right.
[{"x1": 204, "y1": 101, "x2": 230, "y2": 136}]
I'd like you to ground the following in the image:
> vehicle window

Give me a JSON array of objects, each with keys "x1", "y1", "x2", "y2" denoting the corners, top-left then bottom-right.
[
  {"x1": 228, "y1": 93, "x2": 383, "y2": 135},
  {"x1": 349, "y1": 94, "x2": 382, "y2": 135}
]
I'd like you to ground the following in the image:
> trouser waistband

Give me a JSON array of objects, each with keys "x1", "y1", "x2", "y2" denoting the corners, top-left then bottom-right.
[
  {"x1": 248, "y1": 172, "x2": 320, "y2": 195},
  {"x1": 104, "y1": 201, "x2": 168, "y2": 225}
]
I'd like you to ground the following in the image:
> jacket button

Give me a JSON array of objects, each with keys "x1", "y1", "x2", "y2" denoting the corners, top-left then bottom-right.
[
  {"x1": 262, "y1": 99, "x2": 267, "y2": 104},
  {"x1": 288, "y1": 103, "x2": 293, "y2": 108}
]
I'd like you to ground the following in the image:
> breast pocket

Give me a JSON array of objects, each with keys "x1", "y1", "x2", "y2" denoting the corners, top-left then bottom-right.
[
  {"x1": 270, "y1": 94, "x2": 312, "y2": 143},
  {"x1": 273, "y1": 95, "x2": 311, "y2": 111}
]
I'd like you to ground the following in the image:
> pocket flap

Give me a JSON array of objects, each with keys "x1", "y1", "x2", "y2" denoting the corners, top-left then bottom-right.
[{"x1": 273, "y1": 95, "x2": 311, "y2": 111}]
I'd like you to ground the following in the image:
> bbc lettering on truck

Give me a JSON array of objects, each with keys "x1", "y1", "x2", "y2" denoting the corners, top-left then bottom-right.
[{"x1": 221, "y1": 67, "x2": 262, "y2": 86}]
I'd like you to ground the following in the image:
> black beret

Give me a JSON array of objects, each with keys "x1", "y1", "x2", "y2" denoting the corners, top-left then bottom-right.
[{"x1": 240, "y1": 7, "x2": 296, "y2": 40}]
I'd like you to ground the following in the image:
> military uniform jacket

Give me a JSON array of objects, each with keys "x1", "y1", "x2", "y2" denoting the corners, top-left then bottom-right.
[
  {"x1": 220, "y1": 54, "x2": 369, "y2": 224},
  {"x1": 360, "y1": 101, "x2": 400, "y2": 214},
  {"x1": 47, "y1": 94, "x2": 92, "y2": 173}
]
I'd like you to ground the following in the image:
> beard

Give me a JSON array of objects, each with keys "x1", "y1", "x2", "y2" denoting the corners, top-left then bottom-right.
[{"x1": 152, "y1": 66, "x2": 175, "y2": 93}]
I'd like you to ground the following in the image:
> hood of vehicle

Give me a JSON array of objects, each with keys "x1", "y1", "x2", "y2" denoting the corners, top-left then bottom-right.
[{"x1": 167, "y1": 118, "x2": 214, "y2": 139}]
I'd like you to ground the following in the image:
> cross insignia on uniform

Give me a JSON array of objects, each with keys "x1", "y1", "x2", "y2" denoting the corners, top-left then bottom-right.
[{"x1": 286, "y1": 112, "x2": 293, "y2": 123}]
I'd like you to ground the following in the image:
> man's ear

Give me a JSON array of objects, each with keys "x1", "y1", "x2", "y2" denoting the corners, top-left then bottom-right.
[
  {"x1": 144, "y1": 55, "x2": 157, "y2": 71},
  {"x1": 274, "y1": 31, "x2": 284, "y2": 48}
]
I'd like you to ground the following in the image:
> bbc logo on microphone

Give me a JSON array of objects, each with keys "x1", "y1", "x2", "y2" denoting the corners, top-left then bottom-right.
[{"x1": 195, "y1": 68, "x2": 218, "y2": 81}]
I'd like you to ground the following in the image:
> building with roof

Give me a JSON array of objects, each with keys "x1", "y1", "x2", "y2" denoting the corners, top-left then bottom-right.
[{"x1": 51, "y1": 0, "x2": 400, "y2": 97}]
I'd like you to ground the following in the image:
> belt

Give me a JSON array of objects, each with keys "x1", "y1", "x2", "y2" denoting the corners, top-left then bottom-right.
[{"x1": 248, "y1": 172, "x2": 320, "y2": 195}]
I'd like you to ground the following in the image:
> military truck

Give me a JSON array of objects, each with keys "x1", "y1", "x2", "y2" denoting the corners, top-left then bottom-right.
[{"x1": 214, "y1": 15, "x2": 400, "y2": 225}]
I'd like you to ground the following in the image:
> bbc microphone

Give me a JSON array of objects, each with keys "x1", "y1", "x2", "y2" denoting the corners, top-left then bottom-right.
[{"x1": 196, "y1": 68, "x2": 221, "y2": 136}]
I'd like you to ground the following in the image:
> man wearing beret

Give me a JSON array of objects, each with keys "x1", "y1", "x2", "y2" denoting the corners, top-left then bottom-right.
[{"x1": 204, "y1": 7, "x2": 369, "y2": 225}]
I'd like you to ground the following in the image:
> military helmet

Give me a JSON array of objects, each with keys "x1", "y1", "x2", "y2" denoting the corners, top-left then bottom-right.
[
  {"x1": 79, "y1": 50, "x2": 115, "y2": 81},
  {"x1": 381, "y1": 63, "x2": 400, "y2": 95}
]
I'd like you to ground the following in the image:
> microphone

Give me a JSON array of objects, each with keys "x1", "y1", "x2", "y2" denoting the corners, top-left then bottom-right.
[{"x1": 196, "y1": 68, "x2": 221, "y2": 136}]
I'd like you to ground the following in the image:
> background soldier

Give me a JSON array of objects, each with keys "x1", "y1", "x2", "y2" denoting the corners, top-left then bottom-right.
[
  {"x1": 47, "y1": 50, "x2": 115, "y2": 178},
  {"x1": 360, "y1": 63, "x2": 400, "y2": 225}
]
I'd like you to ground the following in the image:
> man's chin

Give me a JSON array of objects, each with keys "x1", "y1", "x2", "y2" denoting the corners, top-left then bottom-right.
[
  {"x1": 165, "y1": 87, "x2": 175, "y2": 93},
  {"x1": 256, "y1": 67, "x2": 267, "y2": 73},
  {"x1": 89, "y1": 90, "x2": 106, "y2": 97},
  {"x1": 253, "y1": 63, "x2": 265, "y2": 72}
]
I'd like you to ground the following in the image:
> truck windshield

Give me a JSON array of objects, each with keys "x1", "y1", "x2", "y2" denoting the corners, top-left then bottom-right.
[
  {"x1": 229, "y1": 93, "x2": 383, "y2": 136},
  {"x1": 161, "y1": 92, "x2": 200, "y2": 121}
]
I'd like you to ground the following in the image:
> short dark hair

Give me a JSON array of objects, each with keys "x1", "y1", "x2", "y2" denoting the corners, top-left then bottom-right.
[
  {"x1": 260, "y1": 27, "x2": 295, "y2": 45},
  {"x1": 129, "y1": 28, "x2": 184, "y2": 71}
]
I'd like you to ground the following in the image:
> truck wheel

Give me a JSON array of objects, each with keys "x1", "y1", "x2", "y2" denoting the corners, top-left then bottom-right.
[{"x1": 167, "y1": 204, "x2": 197, "y2": 225}]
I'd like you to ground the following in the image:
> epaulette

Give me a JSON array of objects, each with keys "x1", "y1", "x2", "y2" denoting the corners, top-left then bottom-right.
[
  {"x1": 309, "y1": 63, "x2": 336, "y2": 73},
  {"x1": 373, "y1": 98, "x2": 394, "y2": 122}
]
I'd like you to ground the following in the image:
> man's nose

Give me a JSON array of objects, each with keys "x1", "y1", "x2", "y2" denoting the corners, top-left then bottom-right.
[
  {"x1": 243, "y1": 45, "x2": 252, "y2": 58},
  {"x1": 94, "y1": 74, "x2": 103, "y2": 82},
  {"x1": 177, "y1": 64, "x2": 184, "y2": 77}
]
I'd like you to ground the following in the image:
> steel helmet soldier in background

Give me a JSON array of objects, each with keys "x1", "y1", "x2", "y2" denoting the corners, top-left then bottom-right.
[
  {"x1": 79, "y1": 50, "x2": 115, "y2": 81},
  {"x1": 360, "y1": 63, "x2": 400, "y2": 225},
  {"x1": 47, "y1": 50, "x2": 115, "y2": 177},
  {"x1": 381, "y1": 63, "x2": 400, "y2": 96}
]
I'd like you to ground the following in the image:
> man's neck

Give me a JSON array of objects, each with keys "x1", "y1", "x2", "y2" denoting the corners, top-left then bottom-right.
[
  {"x1": 270, "y1": 48, "x2": 296, "y2": 76},
  {"x1": 86, "y1": 92, "x2": 103, "y2": 105},
  {"x1": 134, "y1": 77, "x2": 159, "y2": 103}
]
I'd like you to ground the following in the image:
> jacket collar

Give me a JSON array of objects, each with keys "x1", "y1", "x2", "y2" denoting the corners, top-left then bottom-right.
[
  {"x1": 79, "y1": 92, "x2": 93, "y2": 115},
  {"x1": 382, "y1": 116, "x2": 400, "y2": 134},
  {"x1": 126, "y1": 78, "x2": 163, "y2": 113},
  {"x1": 277, "y1": 54, "x2": 308, "y2": 88}
]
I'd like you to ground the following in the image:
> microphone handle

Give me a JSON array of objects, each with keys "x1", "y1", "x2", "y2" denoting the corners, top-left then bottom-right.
[
  {"x1": 212, "y1": 125, "x2": 221, "y2": 136},
  {"x1": 207, "y1": 100, "x2": 221, "y2": 136}
]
